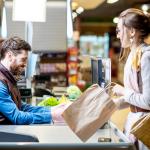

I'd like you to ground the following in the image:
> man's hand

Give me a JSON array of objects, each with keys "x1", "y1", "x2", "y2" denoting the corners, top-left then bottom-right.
[
  {"x1": 112, "y1": 84, "x2": 126, "y2": 96},
  {"x1": 51, "y1": 107, "x2": 65, "y2": 122},
  {"x1": 51, "y1": 102, "x2": 72, "y2": 122},
  {"x1": 51, "y1": 103, "x2": 66, "y2": 112}
]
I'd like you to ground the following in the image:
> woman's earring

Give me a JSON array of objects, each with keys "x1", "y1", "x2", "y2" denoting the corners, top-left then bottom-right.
[{"x1": 130, "y1": 38, "x2": 133, "y2": 44}]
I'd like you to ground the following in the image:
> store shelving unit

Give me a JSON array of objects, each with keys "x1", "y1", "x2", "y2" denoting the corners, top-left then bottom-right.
[{"x1": 39, "y1": 53, "x2": 68, "y2": 89}]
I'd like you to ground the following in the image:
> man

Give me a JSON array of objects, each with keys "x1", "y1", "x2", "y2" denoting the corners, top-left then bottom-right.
[{"x1": 0, "y1": 36, "x2": 66, "y2": 124}]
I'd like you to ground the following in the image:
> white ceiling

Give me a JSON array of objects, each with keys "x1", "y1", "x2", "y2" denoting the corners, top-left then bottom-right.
[{"x1": 72, "y1": 0, "x2": 105, "y2": 10}]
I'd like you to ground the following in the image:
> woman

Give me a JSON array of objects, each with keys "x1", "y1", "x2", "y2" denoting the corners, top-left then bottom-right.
[{"x1": 112, "y1": 8, "x2": 150, "y2": 150}]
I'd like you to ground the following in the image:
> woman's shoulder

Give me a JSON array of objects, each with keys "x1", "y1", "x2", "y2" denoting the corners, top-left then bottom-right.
[
  {"x1": 142, "y1": 47, "x2": 150, "y2": 59},
  {"x1": 141, "y1": 48, "x2": 150, "y2": 66}
]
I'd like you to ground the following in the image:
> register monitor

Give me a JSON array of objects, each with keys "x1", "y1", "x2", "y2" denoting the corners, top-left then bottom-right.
[{"x1": 19, "y1": 89, "x2": 32, "y2": 99}]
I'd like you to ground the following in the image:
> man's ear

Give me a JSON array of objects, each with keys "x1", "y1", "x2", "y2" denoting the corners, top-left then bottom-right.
[
  {"x1": 7, "y1": 51, "x2": 13, "y2": 61},
  {"x1": 130, "y1": 28, "x2": 136, "y2": 38}
]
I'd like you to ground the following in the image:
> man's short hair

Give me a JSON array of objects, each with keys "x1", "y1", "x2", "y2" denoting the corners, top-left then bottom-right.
[{"x1": 0, "y1": 36, "x2": 31, "y2": 60}]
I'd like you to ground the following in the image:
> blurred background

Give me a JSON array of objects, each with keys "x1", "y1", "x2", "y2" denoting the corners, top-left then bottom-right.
[{"x1": 0, "y1": 0, "x2": 150, "y2": 131}]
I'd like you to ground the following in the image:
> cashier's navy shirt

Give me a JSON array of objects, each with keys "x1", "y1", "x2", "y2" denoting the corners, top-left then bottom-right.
[{"x1": 0, "y1": 81, "x2": 51, "y2": 124}]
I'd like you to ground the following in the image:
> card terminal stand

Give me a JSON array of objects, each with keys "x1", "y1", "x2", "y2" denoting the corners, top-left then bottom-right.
[{"x1": 91, "y1": 58, "x2": 111, "y2": 96}]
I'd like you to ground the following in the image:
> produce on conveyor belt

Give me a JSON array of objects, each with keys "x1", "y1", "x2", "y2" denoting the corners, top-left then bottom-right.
[
  {"x1": 67, "y1": 85, "x2": 82, "y2": 99},
  {"x1": 37, "y1": 97, "x2": 58, "y2": 107},
  {"x1": 37, "y1": 95, "x2": 71, "y2": 107},
  {"x1": 58, "y1": 94, "x2": 71, "y2": 103}
]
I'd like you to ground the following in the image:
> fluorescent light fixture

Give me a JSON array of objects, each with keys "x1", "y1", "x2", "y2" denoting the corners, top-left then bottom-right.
[
  {"x1": 107, "y1": 0, "x2": 118, "y2": 4},
  {"x1": 72, "y1": 12, "x2": 77, "y2": 19},
  {"x1": 76, "y1": 7, "x2": 84, "y2": 14},
  {"x1": 142, "y1": 4, "x2": 149, "y2": 11},
  {"x1": 67, "y1": 0, "x2": 73, "y2": 40},
  {"x1": 113, "y1": 17, "x2": 119, "y2": 23},
  {"x1": 1, "y1": 7, "x2": 7, "y2": 39},
  {"x1": 13, "y1": 0, "x2": 46, "y2": 22}
]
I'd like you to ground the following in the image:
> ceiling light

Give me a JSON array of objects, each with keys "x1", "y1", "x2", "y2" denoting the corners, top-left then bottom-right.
[
  {"x1": 113, "y1": 17, "x2": 119, "y2": 23},
  {"x1": 72, "y1": 12, "x2": 77, "y2": 19},
  {"x1": 72, "y1": 2, "x2": 78, "y2": 7},
  {"x1": 142, "y1": 4, "x2": 149, "y2": 11},
  {"x1": 76, "y1": 7, "x2": 84, "y2": 14},
  {"x1": 107, "y1": 0, "x2": 118, "y2": 4}
]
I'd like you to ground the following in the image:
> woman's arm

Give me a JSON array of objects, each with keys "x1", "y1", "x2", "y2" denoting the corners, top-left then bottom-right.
[
  {"x1": 124, "y1": 51, "x2": 150, "y2": 110},
  {"x1": 114, "y1": 96, "x2": 131, "y2": 110}
]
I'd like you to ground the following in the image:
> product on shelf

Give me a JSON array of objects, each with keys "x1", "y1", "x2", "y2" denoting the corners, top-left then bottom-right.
[{"x1": 67, "y1": 47, "x2": 78, "y2": 86}]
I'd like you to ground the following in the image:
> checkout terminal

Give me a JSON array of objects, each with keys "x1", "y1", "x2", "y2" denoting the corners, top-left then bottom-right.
[{"x1": 0, "y1": 58, "x2": 136, "y2": 150}]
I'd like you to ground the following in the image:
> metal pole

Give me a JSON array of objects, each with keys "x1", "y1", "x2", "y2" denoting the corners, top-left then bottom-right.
[
  {"x1": 1, "y1": 0, "x2": 4, "y2": 24},
  {"x1": 1, "y1": 0, "x2": 7, "y2": 40},
  {"x1": 25, "y1": 21, "x2": 33, "y2": 89}
]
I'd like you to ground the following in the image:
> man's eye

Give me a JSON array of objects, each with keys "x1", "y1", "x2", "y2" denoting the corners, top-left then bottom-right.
[{"x1": 116, "y1": 29, "x2": 120, "y2": 34}]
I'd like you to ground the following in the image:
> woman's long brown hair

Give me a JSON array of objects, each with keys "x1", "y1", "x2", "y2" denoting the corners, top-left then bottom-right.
[{"x1": 117, "y1": 8, "x2": 150, "y2": 61}]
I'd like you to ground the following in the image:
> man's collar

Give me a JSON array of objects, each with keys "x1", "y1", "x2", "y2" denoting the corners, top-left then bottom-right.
[{"x1": 0, "y1": 63, "x2": 18, "y2": 84}]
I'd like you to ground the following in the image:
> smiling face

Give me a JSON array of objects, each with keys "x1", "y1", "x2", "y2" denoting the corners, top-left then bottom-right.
[
  {"x1": 116, "y1": 18, "x2": 132, "y2": 48},
  {"x1": 10, "y1": 50, "x2": 28, "y2": 75}
]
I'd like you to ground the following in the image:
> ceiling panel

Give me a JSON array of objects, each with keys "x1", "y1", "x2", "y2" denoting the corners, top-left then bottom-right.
[
  {"x1": 79, "y1": 0, "x2": 150, "y2": 18},
  {"x1": 72, "y1": 0, "x2": 105, "y2": 10}
]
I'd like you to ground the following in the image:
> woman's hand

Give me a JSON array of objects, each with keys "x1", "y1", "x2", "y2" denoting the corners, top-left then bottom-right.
[{"x1": 112, "y1": 84, "x2": 126, "y2": 96}]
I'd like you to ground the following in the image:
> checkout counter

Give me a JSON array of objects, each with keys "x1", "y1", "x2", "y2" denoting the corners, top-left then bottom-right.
[
  {"x1": 0, "y1": 121, "x2": 135, "y2": 150},
  {"x1": 0, "y1": 58, "x2": 136, "y2": 150}
]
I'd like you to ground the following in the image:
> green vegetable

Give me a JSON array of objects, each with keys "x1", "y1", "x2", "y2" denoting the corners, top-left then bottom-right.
[
  {"x1": 67, "y1": 85, "x2": 82, "y2": 99},
  {"x1": 58, "y1": 94, "x2": 71, "y2": 103},
  {"x1": 37, "y1": 101, "x2": 44, "y2": 106},
  {"x1": 44, "y1": 97, "x2": 58, "y2": 106},
  {"x1": 37, "y1": 97, "x2": 58, "y2": 107}
]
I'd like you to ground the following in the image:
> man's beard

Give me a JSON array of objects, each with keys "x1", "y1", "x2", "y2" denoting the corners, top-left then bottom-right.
[
  {"x1": 10, "y1": 65, "x2": 21, "y2": 75},
  {"x1": 10, "y1": 65, "x2": 23, "y2": 81}
]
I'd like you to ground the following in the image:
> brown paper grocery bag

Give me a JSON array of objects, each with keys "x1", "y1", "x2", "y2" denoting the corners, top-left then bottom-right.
[
  {"x1": 62, "y1": 84, "x2": 117, "y2": 142},
  {"x1": 130, "y1": 113, "x2": 150, "y2": 149}
]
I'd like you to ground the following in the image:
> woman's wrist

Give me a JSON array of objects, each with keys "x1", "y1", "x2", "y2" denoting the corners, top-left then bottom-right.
[{"x1": 122, "y1": 88, "x2": 127, "y2": 96}]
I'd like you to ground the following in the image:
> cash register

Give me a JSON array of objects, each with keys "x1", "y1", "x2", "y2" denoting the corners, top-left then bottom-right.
[
  {"x1": 19, "y1": 88, "x2": 32, "y2": 104},
  {"x1": 34, "y1": 75, "x2": 55, "y2": 97}
]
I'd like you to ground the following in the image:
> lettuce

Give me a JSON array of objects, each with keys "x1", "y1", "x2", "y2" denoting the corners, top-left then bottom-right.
[
  {"x1": 67, "y1": 85, "x2": 82, "y2": 99},
  {"x1": 37, "y1": 97, "x2": 58, "y2": 107},
  {"x1": 44, "y1": 97, "x2": 58, "y2": 106}
]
